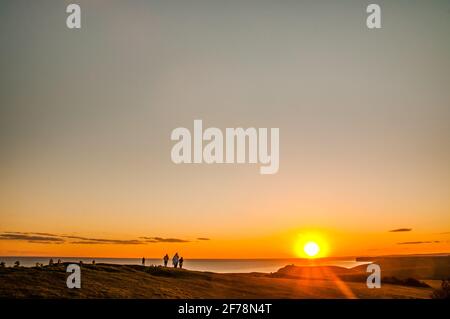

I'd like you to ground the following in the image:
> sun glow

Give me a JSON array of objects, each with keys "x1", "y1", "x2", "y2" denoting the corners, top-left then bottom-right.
[
  {"x1": 304, "y1": 241, "x2": 320, "y2": 257},
  {"x1": 294, "y1": 232, "x2": 329, "y2": 259}
]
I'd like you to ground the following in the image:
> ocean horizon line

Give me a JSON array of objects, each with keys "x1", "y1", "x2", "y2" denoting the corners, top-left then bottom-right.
[
  {"x1": 0, "y1": 256, "x2": 359, "y2": 260},
  {"x1": 2, "y1": 252, "x2": 448, "y2": 259}
]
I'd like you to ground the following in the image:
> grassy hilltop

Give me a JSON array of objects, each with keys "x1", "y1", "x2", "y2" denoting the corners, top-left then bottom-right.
[{"x1": 1, "y1": 255, "x2": 449, "y2": 299}]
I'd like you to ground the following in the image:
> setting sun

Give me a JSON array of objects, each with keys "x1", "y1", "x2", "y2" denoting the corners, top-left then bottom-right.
[
  {"x1": 294, "y1": 231, "x2": 329, "y2": 258},
  {"x1": 304, "y1": 241, "x2": 320, "y2": 257}
]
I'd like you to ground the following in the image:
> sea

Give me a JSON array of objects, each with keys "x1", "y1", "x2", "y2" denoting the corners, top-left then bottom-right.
[{"x1": 0, "y1": 257, "x2": 370, "y2": 273}]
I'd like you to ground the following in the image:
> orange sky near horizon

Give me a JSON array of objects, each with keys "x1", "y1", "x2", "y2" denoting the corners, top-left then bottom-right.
[{"x1": 1, "y1": 227, "x2": 449, "y2": 259}]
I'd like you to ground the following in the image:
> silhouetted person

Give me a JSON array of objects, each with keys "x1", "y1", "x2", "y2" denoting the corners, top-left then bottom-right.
[
  {"x1": 179, "y1": 257, "x2": 184, "y2": 269},
  {"x1": 142, "y1": 257, "x2": 146, "y2": 266},
  {"x1": 49, "y1": 258, "x2": 54, "y2": 266},
  {"x1": 172, "y1": 253, "x2": 179, "y2": 268},
  {"x1": 163, "y1": 254, "x2": 169, "y2": 267}
]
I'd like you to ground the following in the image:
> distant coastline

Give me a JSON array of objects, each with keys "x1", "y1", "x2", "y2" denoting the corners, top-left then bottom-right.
[{"x1": 0, "y1": 256, "x2": 371, "y2": 273}]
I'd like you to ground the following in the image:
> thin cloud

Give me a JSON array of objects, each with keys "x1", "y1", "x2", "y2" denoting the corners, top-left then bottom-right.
[
  {"x1": 4, "y1": 231, "x2": 61, "y2": 237},
  {"x1": 61, "y1": 235, "x2": 94, "y2": 240},
  {"x1": 197, "y1": 237, "x2": 210, "y2": 241},
  {"x1": 141, "y1": 237, "x2": 190, "y2": 243},
  {"x1": 389, "y1": 228, "x2": 412, "y2": 232},
  {"x1": 0, "y1": 233, "x2": 65, "y2": 244},
  {"x1": 1, "y1": 232, "x2": 143, "y2": 245},
  {"x1": 62, "y1": 235, "x2": 144, "y2": 245},
  {"x1": 2, "y1": 232, "x2": 197, "y2": 245},
  {"x1": 397, "y1": 241, "x2": 441, "y2": 245},
  {"x1": 71, "y1": 239, "x2": 143, "y2": 245}
]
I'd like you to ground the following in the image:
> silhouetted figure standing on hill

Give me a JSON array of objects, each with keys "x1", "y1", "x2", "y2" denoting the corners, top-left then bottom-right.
[
  {"x1": 172, "y1": 253, "x2": 179, "y2": 268},
  {"x1": 163, "y1": 254, "x2": 169, "y2": 267},
  {"x1": 142, "y1": 257, "x2": 145, "y2": 266},
  {"x1": 179, "y1": 257, "x2": 184, "y2": 269}
]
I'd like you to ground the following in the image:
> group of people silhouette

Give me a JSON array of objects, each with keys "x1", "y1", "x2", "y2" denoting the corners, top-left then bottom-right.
[
  {"x1": 164, "y1": 253, "x2": 184, "y2": 268},
  {"x1": 141, "y1": 253, "x2": 184, "y2": 268}
]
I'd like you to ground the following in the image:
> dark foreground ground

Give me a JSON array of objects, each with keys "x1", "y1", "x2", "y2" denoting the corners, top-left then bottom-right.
[{"x1": 1, "y1": 255, "x2": 448, "y2": 299}]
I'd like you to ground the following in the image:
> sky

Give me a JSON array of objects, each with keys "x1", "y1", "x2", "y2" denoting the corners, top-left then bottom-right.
[{"x1": 1, "y1": 0, "x2": 449, "y2": 258}]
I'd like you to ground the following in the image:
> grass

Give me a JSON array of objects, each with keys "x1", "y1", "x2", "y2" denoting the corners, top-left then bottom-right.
[{"x1": 0, "y1": 262, "x2": 440, "y2": 299}]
